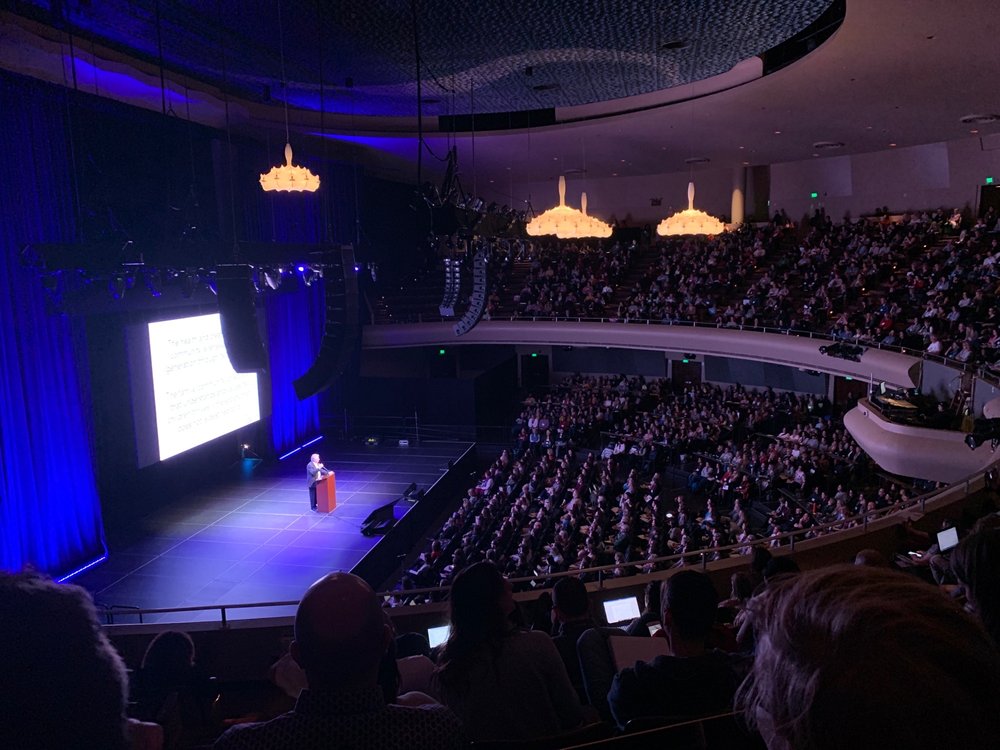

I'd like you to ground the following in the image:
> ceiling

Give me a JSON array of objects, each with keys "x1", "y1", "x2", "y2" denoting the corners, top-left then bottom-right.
[
  {"x1": 2, "y1": 0, "x2": 1000, "y2": 201},
  {"x1": 7, "y1": 0, "x2": 833, "y2": 115}
]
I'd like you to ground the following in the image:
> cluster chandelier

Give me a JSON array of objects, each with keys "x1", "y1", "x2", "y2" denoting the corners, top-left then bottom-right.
[
  {"x1": 259, "y1": 3, "x2": 319, "y2": 193},
  {"x1": 260, "y1": 142, "x2": 321, "y2": 192},
  {"x1": 656, "y1": 181, "x2": 726, "y2": 236},
  {"x1": 527, "y1": 176, "x2": 612, "y2": 239}
]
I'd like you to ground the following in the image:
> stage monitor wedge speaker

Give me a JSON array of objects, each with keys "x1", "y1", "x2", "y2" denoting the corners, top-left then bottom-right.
[
  {"x1": 361, "y1": 500, "x2": 397, "y2": 536},
  {"x1": 293, "y1": 246, "x2": 360, "y2": 400},
  {"x1": 216, "y1": 264, "x2": 268, "y2": 372}
]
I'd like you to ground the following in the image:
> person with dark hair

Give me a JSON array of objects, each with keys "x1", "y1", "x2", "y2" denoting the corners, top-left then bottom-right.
[
  {"x1": 624, "y1": 580, "x2": 662, "y2": 637},
  {"x1": 434, "y1": 562, "x2": 584, "y2": 741},
  {"x1": 761, "y1": 555, "x2": 800, "y2": 583},
  {"x1": 132, "y1": 630, "x2": 217, "y2": 749},
  {"x1": 738, "y1": 564, "x2": 1000, "y2": 750},
  {"x1": 951, "y1": 527, "x2": 1000, "y2": 646},
  {"x1": 550, "y1": 576, "x2": 596, "y2": 702},
  {"x1": 0, "y1": 569, "x2": 130, "y2": 750},
  {"x1": 607, "y1": 571, "x2": 743, "y2": 728},
  {"x1": 216, "y1": 572, "x2": 463, "y2": 749}
]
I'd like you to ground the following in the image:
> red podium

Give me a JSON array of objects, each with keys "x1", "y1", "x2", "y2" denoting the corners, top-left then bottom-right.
[{"x1": 316, "y1": 473, "x2": 337, "y2": 513}]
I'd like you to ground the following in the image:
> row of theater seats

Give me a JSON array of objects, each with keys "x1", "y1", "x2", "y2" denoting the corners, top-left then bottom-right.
[{"x1": 395, "y1": 374, "x2": 913, "y2": 603}]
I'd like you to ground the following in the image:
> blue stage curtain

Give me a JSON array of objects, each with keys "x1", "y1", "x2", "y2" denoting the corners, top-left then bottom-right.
[
  {"x1": 265, "y1": 283, "x2": 325, "y2": 455},
  {"x1": 0, "y1": 74, "x2": 106, "y2": 576}
]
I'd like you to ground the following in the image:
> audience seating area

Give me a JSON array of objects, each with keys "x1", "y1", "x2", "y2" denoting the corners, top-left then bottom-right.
[
  {"x1": 396, "y1": 374, "x2": 914, "y2": 603},
  {"x1": 374, "y1": 206, "x2": 1000, "y2": 373}
]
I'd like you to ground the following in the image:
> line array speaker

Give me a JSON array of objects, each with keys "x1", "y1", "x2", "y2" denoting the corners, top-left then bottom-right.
[
  {"x1": 439, "y1": 258, "x2": 461, "y2": 317},
  {"x1": 216, "y1": 264, "x2": 268, "y2": 372},
  {"x1": 453, "y1": 249, "x2": 488, "y2": 336},
  {"x1": 293, "y1": 246, "x2": 360, "y2": 400}
]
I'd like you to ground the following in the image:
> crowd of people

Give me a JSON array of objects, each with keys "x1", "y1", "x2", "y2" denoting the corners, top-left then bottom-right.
[
  {"x1": 399, "y1": 374, "x2": 907, "y2": 599},
  {"x1": 503, "y1": 239, "x2": 637, "y2": 320},
  {"x1": 382, "y1": 205, "x2": 1000, "y2": 376},
  {"x1": 10, "y1": 509, "x2": 1000, "y2": 749}
]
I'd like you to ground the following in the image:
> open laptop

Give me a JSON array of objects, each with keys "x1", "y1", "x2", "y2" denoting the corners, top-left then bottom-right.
[{"x1": 937, "y1": 526, "x2": 959, "y2": 552}]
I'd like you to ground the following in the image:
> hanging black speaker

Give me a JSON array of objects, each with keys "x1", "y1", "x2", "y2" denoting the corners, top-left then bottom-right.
[
  {"x1": 215, "y1": 264, "x2": 267, "y2": 372},
  {"x1": 292, "y1": 246, "x2": 360, "y2": 400}
]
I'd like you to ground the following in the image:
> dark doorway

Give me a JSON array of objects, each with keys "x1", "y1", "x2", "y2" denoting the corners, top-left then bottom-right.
[
  {"x1": 672, "y1": 360, "x2": 703, "y2": 386},
  {"x1": 521, "y1": 354, "x2": 549, "y2": 389}
]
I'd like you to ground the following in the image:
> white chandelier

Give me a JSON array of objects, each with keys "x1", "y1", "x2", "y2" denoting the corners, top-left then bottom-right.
[
  {"x1": 527, "y1": 176, "x2": 612, "y2": 239},
  {"x1": 259, "y1": 4, "x2": 320, "y2": 194},
  {"x1": 656, "y1": 181, "x2": 726, "y2": 236},
  {"x1": 260, "y1": 142, "x2": 321, "y2": 192}
]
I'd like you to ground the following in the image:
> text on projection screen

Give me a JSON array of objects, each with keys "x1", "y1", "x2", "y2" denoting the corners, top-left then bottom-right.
[{"x1": 148, "y1": 313, "x2": 260, "y2": 460}]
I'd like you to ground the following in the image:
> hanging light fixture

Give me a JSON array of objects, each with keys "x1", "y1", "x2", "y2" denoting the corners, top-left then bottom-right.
[
  {"x1": 526, "y1": 176, "x2": 612, "y2": 239},
  {"x1": 656, "y1": 181, "x2": 726, "y2": 236},
  {"x1": 260, "y1": 3, "x2": 320, "y2": 193}
]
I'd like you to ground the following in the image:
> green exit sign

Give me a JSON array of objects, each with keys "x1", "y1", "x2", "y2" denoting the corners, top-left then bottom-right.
[
  {"x1": 987, "y1": 177, "x2": 994, "y2": 185},
  {"x1": 810, "y1": 191, "x2": 819, "y2": 199}
]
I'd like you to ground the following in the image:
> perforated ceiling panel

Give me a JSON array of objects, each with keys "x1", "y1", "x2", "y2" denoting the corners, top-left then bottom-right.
[{"x1": 17, "y1": 0, "x2": 833, "y2": 116}]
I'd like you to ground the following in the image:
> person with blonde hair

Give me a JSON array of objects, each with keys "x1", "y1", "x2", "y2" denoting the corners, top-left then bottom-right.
[{"x1": 738, "y1": 564, "x2": 1000, "y2": 749}]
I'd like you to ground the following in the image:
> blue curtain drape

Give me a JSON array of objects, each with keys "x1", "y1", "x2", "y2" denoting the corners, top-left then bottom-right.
[
  {"x1": 0, "y1": 74, "x2": 106, "y2": 576},
  {"x1": 265, "y1": 283, "x2": 325, "y2": 455}
]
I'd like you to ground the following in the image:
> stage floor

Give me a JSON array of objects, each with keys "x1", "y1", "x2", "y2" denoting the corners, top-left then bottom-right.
[{"x1": 73, "y1": 440, "x2": 472, "y2": 623}]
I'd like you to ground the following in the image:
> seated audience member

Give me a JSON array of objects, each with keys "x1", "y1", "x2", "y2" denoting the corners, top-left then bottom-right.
[
  {"x1": 131, "y1": 630, "x2": 217, "y2": 749},
  {"x1": 215, "y1": 573, "x2": 464, "y2": 750},
  {"x1": 394, "y1": 632, "x2": 437, "y2": 697},
  {"x1": 0, "y1": 569, "x2": 131, "y2": 750},
  {"x1": 434, "y1": 562, "x2": 585, "y2": 741},
  {"x1": 608, "y1": 571, "x2": 744, "y2": 728},
  {"x1": 624, "y1": 580, "x2": 663, "y2": 636},
  {"x1": 377, "y1": 615, "x2": 438, "y2": 708},
  {"x1": 852, "y1": 548, "x2": 890, "y2": 568},
  {"x1": 550, "y1": 576, "x2": 597, "y2": 702},
  {"x1": 951, "y1": 526, "x2": 1000, "y2": 646},
  {"x1": 738, "y1": 565, "x2": 1000, "y2": 750}
]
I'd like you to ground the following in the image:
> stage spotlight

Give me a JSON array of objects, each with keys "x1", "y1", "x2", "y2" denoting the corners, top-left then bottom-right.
[
  {"x1": 144, "y1": 270, "x2": 163, "y2": 298},
  {"x1": 180, "y1": 272, "x2": 196, "y2": 298},
  {"x1": 199, "y1": 272, "x2": 218, "y2": 295},
  {"x1": 263, "y1": 268, "x2": 282, "y2": 290},
  {"x1": 965, "y1": 418, "x2": 1000, "y2": 451},
  {"x1": 108, "y1": 274, "x2": 126, "y2": 300}
]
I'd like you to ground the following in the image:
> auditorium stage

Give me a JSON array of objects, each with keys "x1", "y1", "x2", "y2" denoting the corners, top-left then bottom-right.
[{"x1": 72, "y1": 440, "x2": 474, "y2": 624}]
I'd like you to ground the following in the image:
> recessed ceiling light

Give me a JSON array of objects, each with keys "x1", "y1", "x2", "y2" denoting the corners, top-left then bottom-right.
[
  {"x1": 612, "y1": 172, "x2": 618, "y2": 176},
  {"x1": 741, "y1": 161, "x2": 750, "y2": 166},
  {"x1": 738, "y1": 146, "x2": 745, "y2": 150},
  {"x1": 889, "y1": 142, "x2": 897, "y2": 147},
  {"x1": 971, "y1": 129, "x2": 980, "y2": 134},
  {"x1": 812, "y1": 153, "x2": 819, "y2": 157},
  {"x1": 774, "y1": 130, "x2": 782, "y2": 135}
]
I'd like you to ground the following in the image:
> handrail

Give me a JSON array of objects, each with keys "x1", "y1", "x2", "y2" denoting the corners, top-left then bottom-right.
[{"x1": 102, "y1": 470, "x2": 985, "y2": 626}]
